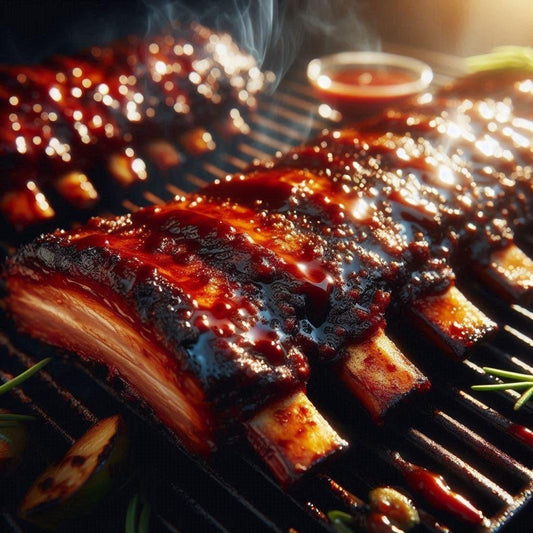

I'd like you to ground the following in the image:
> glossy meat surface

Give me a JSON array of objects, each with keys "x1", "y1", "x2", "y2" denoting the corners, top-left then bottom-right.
[
  {"x1": 0, "y1": 22, "x2": 265, "y2": 227},
  {"x1": 5, "y1": 71, "x2": 533, "y2": 456},
  {"x1": 6, "y1": 199, "x2": 317, "y2": 450},
  {"x1": 241, "y1": 88, "x2": 533, "y2": 311}
]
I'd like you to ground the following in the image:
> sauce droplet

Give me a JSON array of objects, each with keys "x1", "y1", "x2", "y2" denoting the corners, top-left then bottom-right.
[
  {"x1": 507, "y1": 423, "x2": 533, "y2": 447},
  {"x1": 393, "y1": 452, "x2": 485, "y2": 525}
]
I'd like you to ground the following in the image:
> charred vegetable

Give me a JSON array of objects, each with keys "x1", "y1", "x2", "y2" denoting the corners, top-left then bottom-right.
[
  {"x1": 0, "y1": 358, "x2": 51, "y2": 475},
  {"x1": 0, "y1": 410, "x2": 30, "y2": 475},
  {"x1": 368, "y1": 487, "x2": 420, "y2": 531},
  {"x1": 19, "y1": 415, "x2": 128, "y2": 529}
]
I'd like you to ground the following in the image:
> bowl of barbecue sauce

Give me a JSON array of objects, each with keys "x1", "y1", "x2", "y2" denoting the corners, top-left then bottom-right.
[{"x1": 307, "y1": 51, "x2": 433, "y2": 119}]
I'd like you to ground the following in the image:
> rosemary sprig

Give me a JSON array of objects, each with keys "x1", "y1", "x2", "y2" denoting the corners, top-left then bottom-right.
[
  {"x1": 472, "y1": 366, "x2": 533, "y2": 410},
  {"x1": 0, "y1": 358, "x2": 51, "y2": 396}
]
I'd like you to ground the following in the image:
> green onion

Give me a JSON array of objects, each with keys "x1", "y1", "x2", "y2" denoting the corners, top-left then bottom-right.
[
  {"x1": 0, "y1": 413, "x2": 36, "y2": 422},
  {"x1": 467, "y1": 46, "x2": 533, "y2": 73},
  {"x1": 0, "y1": 358, "x2": 52, "y2": 396},
  {"x1": 327, "y1": 510, "x2": 355, "y2": 533},
  {"x1": 472, "y1": 366, "x2": 533, "y2": 410}
]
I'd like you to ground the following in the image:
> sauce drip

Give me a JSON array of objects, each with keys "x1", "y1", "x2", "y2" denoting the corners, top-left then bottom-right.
[
  {"x1": 393, "y1": 453, "x2": 485, "y2": 525},
  {"x1": 507, "y1": 423, "x2": 533, "y2": 448}
]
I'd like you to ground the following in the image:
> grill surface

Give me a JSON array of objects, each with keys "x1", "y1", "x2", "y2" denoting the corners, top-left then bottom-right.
[{"x1": 1, "y1": 46, "x2": 532, "y2": 532}]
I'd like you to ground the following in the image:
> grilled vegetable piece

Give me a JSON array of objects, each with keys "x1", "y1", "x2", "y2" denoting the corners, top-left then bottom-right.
[
  {"x1": 368, "y1": 486, "x2": 420, "y2": 531},
  {"x1": 19, "y1": 415, "x2": 128, "y2": 529},
  {"x1": 245, "y1": 391, "x2": 347, "y2": 486},
  {"x1": 0, "y1": 410, "x2": 29, "y2": 476}
]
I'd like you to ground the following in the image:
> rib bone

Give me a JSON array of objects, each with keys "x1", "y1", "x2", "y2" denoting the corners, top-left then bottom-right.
[
  {"x1": 245, "y1": 391, "x2": 347, "y2": 486},
  {"x1": 409, "y1": 286, "x2": 497, "y2": 359},
  {"x1": 338, "y1": 329, "x2": 430, "y2": 421}
]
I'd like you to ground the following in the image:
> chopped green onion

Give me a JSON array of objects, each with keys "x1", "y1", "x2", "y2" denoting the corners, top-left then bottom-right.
[
  {"x1": 515, "y1": 386, "x2": 533, "y2": 411},
  {"x1": 0, "y1": 358, "x2": 52, "y2": 396},
  {"x1": 125, "y1": 494, "x2": 139, "y2": 533},
  {"x1": 472, "y1": 366, "x2": 533, "y2": 410},
  {"x1": 0, "y1": 413, "x2": 36, "y2": 422}
]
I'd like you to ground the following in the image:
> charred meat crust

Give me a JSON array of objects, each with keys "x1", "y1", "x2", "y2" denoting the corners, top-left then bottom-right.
[
  {"x1": 4, "y1": 70, "x2": 533, "y2": 456},
  {"x1": 7, "y1": 229, "x2": 310, "y2": 427}
]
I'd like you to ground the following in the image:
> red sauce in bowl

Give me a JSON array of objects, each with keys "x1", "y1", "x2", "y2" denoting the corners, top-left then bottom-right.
[
  {"x1": 329, "y1": 67, "x2": 417, "y2": 87},
  {"x1": 307, "y1": 52, "x2": 433, "y2": 118}
]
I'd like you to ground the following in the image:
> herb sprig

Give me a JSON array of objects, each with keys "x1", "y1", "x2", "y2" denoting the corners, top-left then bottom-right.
[
  {"x1": 0, "y1": 358, "x2": 51, "y2": 397},
  {"x1": 0, "y1": 358, "x2": 51, "y2": 425},
  {"x1": 125, "y1": 493, "x2": 151, "y2": 533},
  {"x1": 472, "y1": 367, "x2": 533, "y2": 410}
]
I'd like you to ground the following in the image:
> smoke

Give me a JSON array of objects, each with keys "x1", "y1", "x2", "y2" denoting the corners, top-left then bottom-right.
[
  {"x1": 0, "y1": 0, "x2": 379, "y2": 86},
  {"x1": 142, "y1": 0, "x2": 379, "y2": 87}
]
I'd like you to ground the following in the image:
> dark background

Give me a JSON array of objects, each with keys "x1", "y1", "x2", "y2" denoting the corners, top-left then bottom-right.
[
  {"x1": 0, "y1": 0, "x2": 378, "y2": 72},
  {"x1": 0, "y1": 0, "x2": 209, "y2": 63},
  {"x1": 2, "y1": 0, "x2": 532, "y2": 68}
]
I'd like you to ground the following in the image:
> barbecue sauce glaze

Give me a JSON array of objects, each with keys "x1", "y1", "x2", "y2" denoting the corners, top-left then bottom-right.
[
  {"x1": 266, "y1": 90, "x2": 533, "y2": 277},
  {"x1": 0, "y1": 23, "x2": 265, "y2": 227},
  {"x1": 6, "y1": 71, "x2": 533, "y2": 441}
]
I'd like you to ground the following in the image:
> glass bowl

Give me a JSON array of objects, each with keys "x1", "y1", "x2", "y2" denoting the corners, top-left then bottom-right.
[{"x1": 307, "y1": 51, "x2": 433, "y2": 118}]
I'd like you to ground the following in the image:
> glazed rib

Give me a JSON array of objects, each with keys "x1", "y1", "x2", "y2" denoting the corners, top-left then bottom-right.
[
  {"x1": 5, "y1": 70, "x2": 533, "y2": 482},
  {"x1": 258, "y1": 89, "x2": 533, "y2": 355},
  {"x1": 0, "y1": 22, "x2": 266, "y2": 228},
  {"x1": 202, "y1": 167, "x2": 431, "y2": 418},
  {"x1": 6, "y1": 196, "x2": 354, "y2": 483}
]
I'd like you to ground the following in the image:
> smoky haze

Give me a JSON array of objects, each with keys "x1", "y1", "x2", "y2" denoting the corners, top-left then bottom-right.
[
  {"x1": 1, "y1": 0, "x2": 379, "y2": 86},
  {"x1": 144, "y1": 0, "x2": 379, "y2": 86}
]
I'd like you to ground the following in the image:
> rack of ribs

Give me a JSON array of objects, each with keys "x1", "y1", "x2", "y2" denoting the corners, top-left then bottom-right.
[
  {"x1": 4, "y1": 69, "x2": 533, "y2": 485},
  {"x1": 0, "y1": 22, "x2": 267, "y2": 229}
]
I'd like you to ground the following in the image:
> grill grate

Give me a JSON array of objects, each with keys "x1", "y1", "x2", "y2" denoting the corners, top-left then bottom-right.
[{"x1": 1, "y1": 48, "x2": 532, "y2": 532}]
